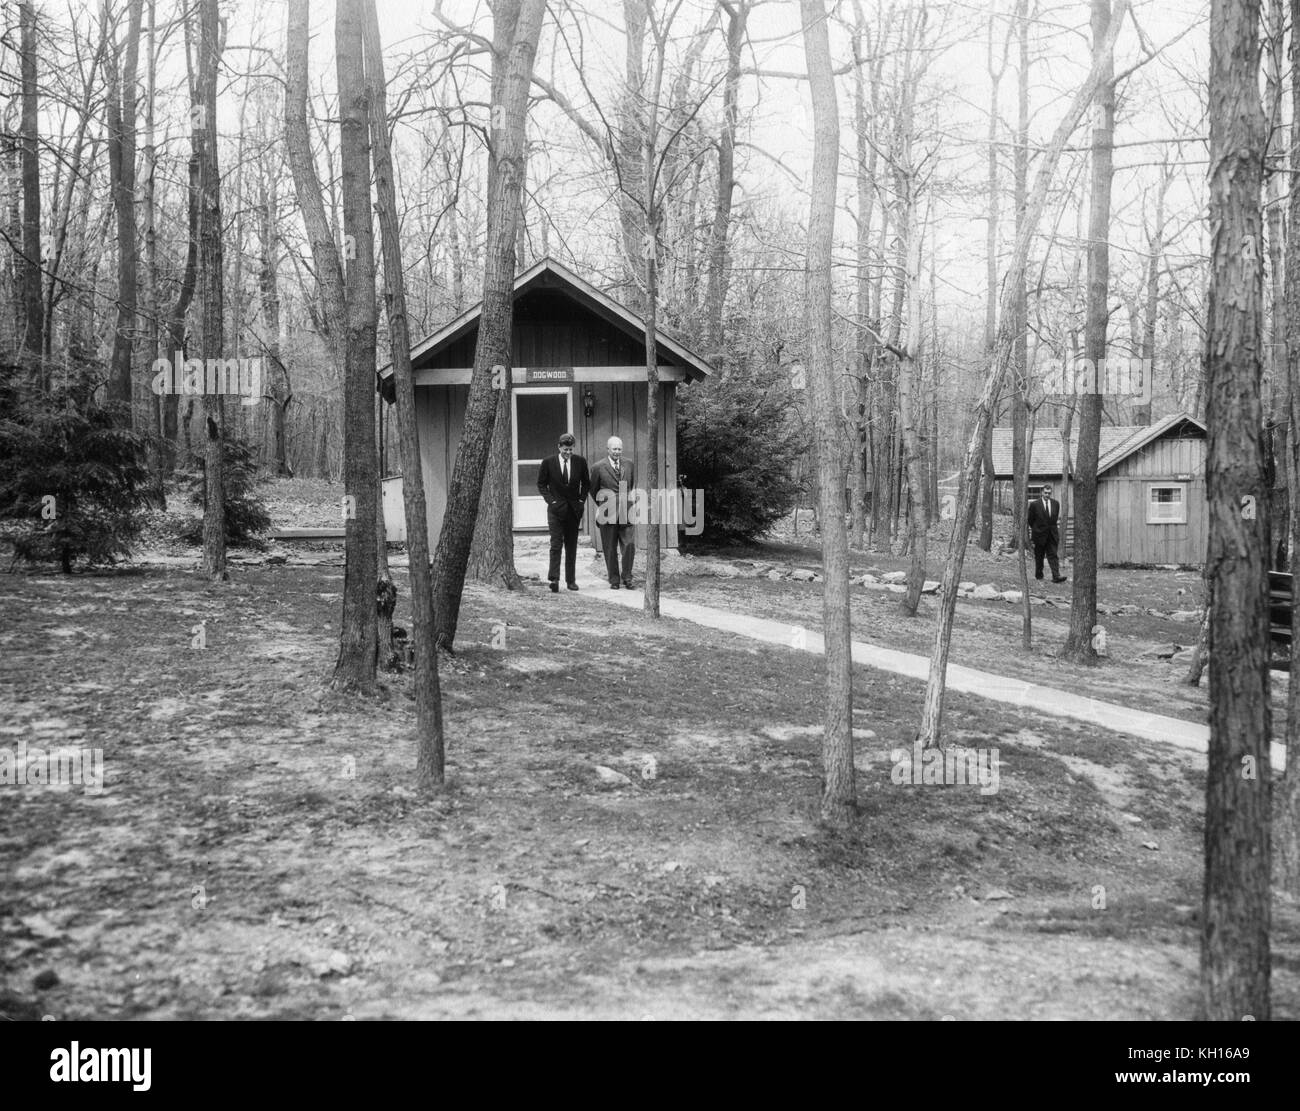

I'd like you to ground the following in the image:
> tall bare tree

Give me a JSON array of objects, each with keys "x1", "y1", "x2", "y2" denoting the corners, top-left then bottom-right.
[
  {"x1": 18, "y1": 0, "x2": 42, "y2": 372},
  {"x1": 1201, "y1": 0, "x2": 1271, "y2": 1021},
  {"x1": 801, "y1": 0, "x2": 855, "y2": 828},
  {"x1": 430, "y1": 0, "x2": 547, "y2": 650},
  {"x1": 702, "y1": 0, "x2": 748, "y2": 353},
  {"x1": 332, "y1": 0, "x2": 380, "y2": 692},
  {"x1": 915, "y1": 0, "x2": 1129, "y2": 749},
  {"x1": 1280, "y1": 0, "x2": 1300, "y2": 896},
  {"x1": 1062, "y1": 0, "x2": 1116, "y2": 662},
  {"x1": 106, "y1": 0, "x2": 144, "y2": 414},
  {"x1": 195, "y1": 0, "x2": 226, "y2": 581},
  {"x1": 363, "y1": 0, "x2": 447, "y2": 787}
]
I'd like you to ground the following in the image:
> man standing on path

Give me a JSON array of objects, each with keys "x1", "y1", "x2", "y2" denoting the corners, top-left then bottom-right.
[
  {"x1": 537, "y1": 432, "x2": 590, "y2": 592},
  {"x1": 589, "y1": 435, "x2": 637, "y2": 589},
  {"x1": 1027, "y1": 483, "x2": 1068, "y2": 583}
]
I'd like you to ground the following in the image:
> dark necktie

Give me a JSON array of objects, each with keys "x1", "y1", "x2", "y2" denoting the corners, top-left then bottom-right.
[{"x1": 562, "y1": 459, "x2": 569, "y2": 483}]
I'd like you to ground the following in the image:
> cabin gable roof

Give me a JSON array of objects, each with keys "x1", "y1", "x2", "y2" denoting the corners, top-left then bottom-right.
[
  {"x1": 990, "y1": 413, "x2": 1206, "y2": 480},
  {"x1": 377, "y1": 257, "x2": 714, "y2": 386}
]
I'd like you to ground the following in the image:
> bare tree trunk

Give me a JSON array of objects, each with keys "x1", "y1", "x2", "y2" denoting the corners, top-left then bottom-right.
[
  {"x1": 258, "y1": 164, "x2": 292, "y2": 476},
  {"x1": 703, "y1": 0, "x2": 748, "y2": 352},
  {"x1": 364, "y1": 0, "x2": 447, "y2": 788},
  {"x1": 196, "y1": 0, "x2": 226, "y2": 581},
  {"x1": 915, "y1": 0, "x2": 1130, "y2": 749},
  {"x1": 164, "y1": 150, "x2": 199, "y2": 473},
  {"x1": 1063, "y1": 0, "x2": 1115, "y2": 663},
  {"x1": 1013, "y1": 0, "x2": 1032, "y2": 647},
  {"x1": 849, "y1": 6, "x2": 874, "y2": 551},
  {"x1": 1265, "y1": 0, "x2": 1288, "y2": 569},
  {"x1": 143, "y1": 0, "x2": 161, "y2": 493},
  {"x1": 978, "y1": 1, "x2": 1008, "y2": 552},
  {"x1": 106, "y1": 0, "x2": 144, "y2": 415},
  {"x1": 801, "y1": 0, "x2": 855, "y2": 829},
  {"x1": 19, "y1": 0, "x2": 43, "y2": 374},
  {"x1": 431, "y1": 0, "x2": 546, "y2": 650},
  {"x1": 1279, "y1": 0, "x2": 1300, "y2": 898},
  {"x1": 618, "y1": 0, "x2": 649, "y2": 311},
  {"x1": 286, "y1": 0, "x2": 347, "y2": 350},
  {"x1": 893, "y1": 23, "x2": 928, "y2": 615},
  {"x1": 1201, "y1": 0, "x2": 1271, "y2": 1021},
  {"x1": 331, "y1": 0, "x2": 380, "y2": 693}
]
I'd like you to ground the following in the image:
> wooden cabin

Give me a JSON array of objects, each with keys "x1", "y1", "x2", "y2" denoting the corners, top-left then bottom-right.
[
  {"x1": 991, "y1": 413, "x2": 1208, "y2": 565},
  {"x1": 376, "y1": 257, "x2": 713, "y2": 553}
]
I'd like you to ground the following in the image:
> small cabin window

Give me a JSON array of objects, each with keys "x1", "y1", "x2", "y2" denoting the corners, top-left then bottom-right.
[{"x1": 1147, "y1": 483, "x2": 1187, "y2": 524}]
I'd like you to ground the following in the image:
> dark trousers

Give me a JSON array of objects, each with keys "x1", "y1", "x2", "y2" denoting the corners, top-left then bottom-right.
[
  {"x1": 599, "y1": 522, "x2": 635, "y2": 584},
  {"x1": 1034, "y1": 535, "x2": 1061, "y2": 579},
  {"x1": 548, "y1": 505, "x2": 581, "y2": 584}
]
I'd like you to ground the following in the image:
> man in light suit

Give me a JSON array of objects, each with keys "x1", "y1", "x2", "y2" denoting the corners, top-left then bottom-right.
[
  {"x1": 1027, "y1": 483, "x2": 1068, "y2": 583},
  {"x1": 536, "y1": 432, "x2": 590, "y2": 592},
  {"x1": 589, "y1": 435, "x2": 636, "y2": 589}
]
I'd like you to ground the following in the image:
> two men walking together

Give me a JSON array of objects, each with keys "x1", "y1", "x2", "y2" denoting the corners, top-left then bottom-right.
[{"x1": 536, "y1": 434, "x2": 636, "y2": 592}]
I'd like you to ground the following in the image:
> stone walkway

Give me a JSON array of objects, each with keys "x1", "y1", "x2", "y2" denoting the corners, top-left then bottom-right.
[{"x1": 512, "y1": 543, "x2": 1287, "y2": 772}]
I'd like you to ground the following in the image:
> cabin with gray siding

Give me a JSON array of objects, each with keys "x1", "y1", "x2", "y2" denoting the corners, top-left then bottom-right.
[
  {"x1": 991, "y1": 413, "x2": 1207, "y2": 565},
  {"x1": 376, "y1": 257, "x2": 713, "y2": 554}
]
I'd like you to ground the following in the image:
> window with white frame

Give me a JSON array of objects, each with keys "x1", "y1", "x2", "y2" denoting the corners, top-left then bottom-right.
[{"x1": 1147, "y1": 483, "x2": 1187, "y2": 524}]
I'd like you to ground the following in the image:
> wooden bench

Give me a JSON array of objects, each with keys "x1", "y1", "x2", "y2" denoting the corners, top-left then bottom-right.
[{"x1": 268, "y1": 527, "x2": 347, "y2": 540}]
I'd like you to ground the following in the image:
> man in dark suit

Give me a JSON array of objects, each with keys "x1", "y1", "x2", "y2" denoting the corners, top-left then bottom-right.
[
  {"x1": 537, "y1": 432, "x2": 590, "y2": 592},
  {"x1": 588, "y1": 435, "x2": 636, "y2": 589},
  {"x1": 1027, "y1": 483, "x2": 1068, "y2": 583}
]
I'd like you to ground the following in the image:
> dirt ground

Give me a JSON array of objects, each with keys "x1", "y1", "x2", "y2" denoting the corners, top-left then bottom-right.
[
  {"x1": 2, "y1": 536, "x2": 1299, "y2": 1019},
  {"x1": 672, "y1": 528, "x2": 1278, "y2": 728}
]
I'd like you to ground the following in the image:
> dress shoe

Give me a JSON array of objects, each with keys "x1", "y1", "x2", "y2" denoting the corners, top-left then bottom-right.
[
  {"x1": 567, "y1": 582, "x2": 579, "y2": 591},
  {"x1": 549, "y1": 581, "x2": 559, "y2": 593},
  {"x1": 1035, "y1": 574, "x2": 1044, "y2": 580},
  {"x1": 1052, "y1": 576, "x2": 1068, "y2": 583},
  {"x1": 622, "y1": 579, "x2": 634, "y2": 589},
  {"x1": 609, "y1": 581, "x2": 620, "y2": 589}
]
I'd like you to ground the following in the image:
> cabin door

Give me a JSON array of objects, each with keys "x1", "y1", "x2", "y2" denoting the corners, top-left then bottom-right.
[{"x1": 512, "y1": 387, "x2": 572, "y2": 528}]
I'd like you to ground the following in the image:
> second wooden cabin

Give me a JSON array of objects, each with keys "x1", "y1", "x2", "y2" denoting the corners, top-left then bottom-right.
[{"x1": 991, "y1": 412, "x2": 1208, "y2": 566}]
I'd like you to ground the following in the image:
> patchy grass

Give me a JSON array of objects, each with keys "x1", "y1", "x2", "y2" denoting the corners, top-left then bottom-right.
[{"x1": 1, "y1": 556, "x2": 1297, "y2": 1019}]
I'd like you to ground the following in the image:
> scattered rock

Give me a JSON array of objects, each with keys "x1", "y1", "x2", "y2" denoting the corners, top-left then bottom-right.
[
  {"x1": 703, "y1": 875, "x2": 724, "y2": 889},
  {"x1": 20, "y1": 914, "x2": 63, "y2": 940},
  {"x1": 881, "y1": 571, "x2": 907, "y2": 583},
  {"x1": 1000, "y1": 590, "x2": 1023, "y2": 604},
  {"x1": 573, "y1": 838, "x2": 591, "y2": 848},
  {"x1": 1122, "y1": 813, "x2": 1143, "y2": 824},
  {"x1": 921, "y1": 581, "x2": 940, "y2": 594},
  {"x1": 315, "y1": 950, "x2": 354, "y2": 977},
  {"x1": 766, "y1": 570, "x2": 784, "y2": 581},
  {"x1": 860, "y1": 573, "x2": 879, "y2": 584},
  {"x1": 958, "y1": 582, "x2": 976, "y2": 592},
  {"x1": 982, "y1": 888, "x2": 1014, "y2": 901},
  {"x1": 594, "y1": 765, "x2": 633, "y2": 788},
  {"x1": 1142, "y1": 645, "x2": 1183, "y2": 660},
  {"x1": 852, "y1": 728, "x2": 877, "y2": 740},
  {"x1": 1169, "y1": 610, "x2": 1202, "y2": 624},
  {"x1": 791, "y1": 569, "x2": 816, "y2": 582},
  {"x1": 662, "y1": 860, "x2": 681, "y2": 873},
  {"x1": 1115, "y1": 604, "x2": 1142, "y2": 616},
  {"x1": 1141, "y1": 840, "x2": 1160, "y2": 851},
  {"x1": 33, "y1": 969, "x2": 59, "y2": 990},
  {"x1": 972, "y1": 584, "x2": 999, "y2": 600}
]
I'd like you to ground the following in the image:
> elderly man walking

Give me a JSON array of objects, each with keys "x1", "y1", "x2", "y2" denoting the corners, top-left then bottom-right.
[{"x1": 588, "y1": 435, "x2": 637, "y2": 589}]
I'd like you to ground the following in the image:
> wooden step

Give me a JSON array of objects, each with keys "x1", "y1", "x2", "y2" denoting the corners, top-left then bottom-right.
[{"x1": 268, "y1": 527, "x2": 347, "y2": 540}]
